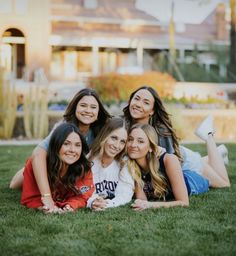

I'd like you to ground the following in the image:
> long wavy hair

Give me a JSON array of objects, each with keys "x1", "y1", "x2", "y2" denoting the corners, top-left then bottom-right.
[
  {"x1": 123, "y1": 86, "x2": 182, "y2": 161},
  {"x1": 47, "y1": 123, "x2": 92, "y2": 195},
  {"x1": 128, "y1": 123, "x2": 168, "y2": 199},
  {"x1": 88, "y1": 117, "x2": 127, "y2": 166},
  {"x1": 63, "y1": 88, "x2": 111, "y2": 138}
]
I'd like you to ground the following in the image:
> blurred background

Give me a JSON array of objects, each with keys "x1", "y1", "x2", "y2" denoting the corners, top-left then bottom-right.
[{"x1": 0, "y1": 0, "x2": 236, "y2": 142}]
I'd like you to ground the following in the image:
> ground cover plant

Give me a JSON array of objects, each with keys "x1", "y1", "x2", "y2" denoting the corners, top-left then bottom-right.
[{"x1": 0, "y1": 144, "x2": 236, "y2": 256}]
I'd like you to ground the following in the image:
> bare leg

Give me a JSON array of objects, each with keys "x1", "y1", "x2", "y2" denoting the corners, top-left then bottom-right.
[
  {"x1": 9, "y1": 168, "x2": 24, "y2": 189},
  {"x1": 202, "y1": 144, "x2": 228, "y2": 166},
  {"x1": 201, "y1": 134, "x2": 230, "y2": 188}
]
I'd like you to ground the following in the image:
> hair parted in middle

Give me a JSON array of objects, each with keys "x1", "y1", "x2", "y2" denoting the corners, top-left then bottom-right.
[
  {"x1": 47, "y1": 122, "x2": 92, "y2": 195},
  {"x1": 123, "y1": 85, "x2": 182, "y2": 162},
  {"x1": 63, "y1": 88, "x2": 112, "y2": 137},
  {"x1": 88, "y1": 117, "x2": 127, "y2": 164},
  {"x1": 128, "y1": 123, "x2": 168, "y2": 200}
]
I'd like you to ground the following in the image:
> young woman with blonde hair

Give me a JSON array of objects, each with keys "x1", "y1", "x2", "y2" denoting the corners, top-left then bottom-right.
[
  {"x1": 87, "y1": 117, "x2": 134, "y2": 210},
  {"x1": 123, "y1": 86, "x2": 229, "y2": 176},
  {"x1": 127, "y1": 123, "x2": 230, "y2": 210}
]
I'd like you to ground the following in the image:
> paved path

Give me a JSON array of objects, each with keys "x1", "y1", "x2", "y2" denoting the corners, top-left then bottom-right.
[
  {"x1": 0, "y1": 140, "x2": 41, "y2": 145},
  {"x1": 0, "y1": 139, "x2": 205, "y2": 145},
  {"x1": 0, "y1": 139, "x2": 233, "y2": 146}
]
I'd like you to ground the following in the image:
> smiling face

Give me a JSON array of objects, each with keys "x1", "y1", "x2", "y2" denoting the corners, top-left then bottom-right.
[
  {"x1": 75, "y1": 95, "x2": 99, "y2": 125},
  {"x1": 103, "y1": 127, "x2": 127, "y2": 159},
  {"x1": 127, "y1": 127, "x2": 150, "y2": 161},
  {"x1": 129, "y1": 89, "x2": 155, "y2": 124},
  {"x1": 59, "y1": 132, "x2": 82, "y2": 166}
]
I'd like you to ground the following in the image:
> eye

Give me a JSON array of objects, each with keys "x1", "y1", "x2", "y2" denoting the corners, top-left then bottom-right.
[
  {"x1": 138, "y1": 139, "x2": 144, "y2": 144},
  {"x1": 75, "y1": 143, "x2": 81, "y2": 147},
  {"x1": 127, "y1": 137, "x2": 133, "y2": 142},
  {"x1": 91, "y1": 105, "x2": 98, "y2": 109},
  {"x1": 120, "y1": 140, "x2": 126, "y2": 145},
  {"x1": 110, "y1": 135, "x2": 118, "y2": 141},
  {"x1": 143, "y1": 101, "x2": 150, "y2": 105}
]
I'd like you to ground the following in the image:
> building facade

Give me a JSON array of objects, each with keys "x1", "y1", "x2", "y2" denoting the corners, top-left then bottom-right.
[{"x1": 0, "y1": 0, "x2": 229, "y2": 81}]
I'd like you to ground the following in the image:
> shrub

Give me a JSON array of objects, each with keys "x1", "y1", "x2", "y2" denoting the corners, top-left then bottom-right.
[{"x1": 88, "y1": 72, "x2": 176, "y2": 103}]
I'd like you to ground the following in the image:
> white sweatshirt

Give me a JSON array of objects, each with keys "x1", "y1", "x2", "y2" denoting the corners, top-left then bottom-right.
[{"x1": 87, "y1": 157, "x2": 134, "y2": 208}]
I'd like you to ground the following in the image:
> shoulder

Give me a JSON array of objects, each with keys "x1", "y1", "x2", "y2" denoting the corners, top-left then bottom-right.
[
  {"x1": 91, "y1": 158, "x2": 100, "y2": 172},
  {"x1": 163, "y1": 153, "x2": 179, "y2": 165},
  {"x1": 76, "y1": 169, "x2": 93, "y2": 184},
  {"x1": 110, "y1": 160, "x2": 120, "y2": 170},
  {"x1": 157, "y1": 123, "x2": 169, "y2": 132},
  {"x1": 84, "y1": 169, "x2": 93, "y2": 179}
]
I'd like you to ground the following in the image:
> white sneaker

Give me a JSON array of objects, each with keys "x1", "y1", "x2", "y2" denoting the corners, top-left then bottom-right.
[
  {"x1": 217, "y1": 144, "x2": 229, "y2": 165},
  {"x1": 195, "y1": 115, "x2": 215, "y2": 141}
]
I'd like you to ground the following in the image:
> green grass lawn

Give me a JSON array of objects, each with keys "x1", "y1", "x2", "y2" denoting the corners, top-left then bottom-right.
[{"x1": 0, "y1": 144, "x2": 236, "y2": 256}]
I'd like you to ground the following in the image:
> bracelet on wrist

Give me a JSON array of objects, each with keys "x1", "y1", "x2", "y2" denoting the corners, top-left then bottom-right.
[{"x1": 41, "y1": 193, "x2": 51, "y2": 198}]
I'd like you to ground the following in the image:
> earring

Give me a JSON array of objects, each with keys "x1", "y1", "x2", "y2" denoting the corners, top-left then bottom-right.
[
  {"x1": 147, "y1": 152, "x2": 151, "y2": 161},
  {"x1": 149, "y1": 115, "x2": 153, "y2": 125}
]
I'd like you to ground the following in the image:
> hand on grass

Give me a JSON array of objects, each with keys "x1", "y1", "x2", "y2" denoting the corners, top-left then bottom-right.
[
  {"x1": 131, "y1": 199, "x2": 151, "y2": 211},
  {"x1": 91, "y1": 196, "x2": 107, "y2": 211},
  {"x1": 61, "y1": 204, "x2": 74, "y2": 213},
  {"x1": 41, "y1": 196, "x2": 60, "y2": 214}
]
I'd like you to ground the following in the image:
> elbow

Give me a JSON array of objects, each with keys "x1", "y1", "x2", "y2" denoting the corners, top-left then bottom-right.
[
  {"x1": 179, "y1": 198, "x2": 189, "y2": 207},
  {"x1": 184, "y1": 197, "x2": 189, "y2": 207},
  {"x1": 32, "y1": 146, "x2": 47, "y2": 161},
  {"x1": 183, "y1": 201, "x2": 189, "y2": 207}
]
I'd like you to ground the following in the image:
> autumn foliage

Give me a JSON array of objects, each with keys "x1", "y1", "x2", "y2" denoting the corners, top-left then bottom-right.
[{"x1": 88, "y1": 72, "x2": 176, "y2": 103}]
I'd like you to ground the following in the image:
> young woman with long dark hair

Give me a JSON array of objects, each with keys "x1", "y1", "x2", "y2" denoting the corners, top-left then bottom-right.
[{"x1": 21, "y1": 123, "x2": 94, "y2": 213}]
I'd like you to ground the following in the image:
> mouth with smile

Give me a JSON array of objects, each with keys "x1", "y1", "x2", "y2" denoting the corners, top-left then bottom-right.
[
  {"x1": 81, "y1": 113, "x2": 93, "y2": 118},
  {"x1": 65, "y1": 153, "x2": 77, "y2": 159},
  {"x1": 109, "y1": 146, "x2": 119, "y2": 154},
  {"x1": 131, "y1": 107, "x2": 142, "y2": 114},
  {"x1": 128, "y1": 148, "x2": 139, "y2": 155}
]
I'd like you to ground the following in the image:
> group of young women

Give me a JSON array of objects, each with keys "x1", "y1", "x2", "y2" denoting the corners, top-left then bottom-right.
[{"x1": 10, "y1": 86, "x2": 231, "y2": 213}]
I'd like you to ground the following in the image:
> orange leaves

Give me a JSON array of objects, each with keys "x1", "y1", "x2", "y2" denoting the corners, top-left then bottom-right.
[{"x1": 88, "y1": 72, "x2": 176, "y2": 103}]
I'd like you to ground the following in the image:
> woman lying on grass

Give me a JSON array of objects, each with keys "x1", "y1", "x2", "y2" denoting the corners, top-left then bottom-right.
[
  {"x1": 127, "y1": 123, "x2": 230, "y2": 210},
  {"x1": 21, "y1": 123, "x2": 94, "y2": 213},
  {"x1": 11, "y1": 88, "x2": 111, "y2": 212},
  {"x1": 87, "y1": 117, "x2": 134, "y2": 210}
]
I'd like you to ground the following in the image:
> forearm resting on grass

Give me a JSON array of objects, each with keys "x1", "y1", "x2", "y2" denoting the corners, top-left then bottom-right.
[
  {"x1": 32, "y1": 146, "x2": 56, "y2": 211},
  {"x1": 132, "y1": 199, "x2": 189, "y2": 211}
]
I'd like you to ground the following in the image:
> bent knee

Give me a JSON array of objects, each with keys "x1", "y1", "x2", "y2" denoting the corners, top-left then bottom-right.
[
  {"x1": 9, "y1": 180, "x2": 19, "y2": 189},
  {"x1": 210, "y1": 181, "x2": 230, "y2": 188}
]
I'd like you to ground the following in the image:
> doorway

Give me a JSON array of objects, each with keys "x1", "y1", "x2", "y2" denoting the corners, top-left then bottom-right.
[{"x1": 1, "y1": 28, "x2": 25, "y2": 78}]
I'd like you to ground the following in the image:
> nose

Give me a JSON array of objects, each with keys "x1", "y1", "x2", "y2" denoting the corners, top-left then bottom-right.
[
  {"x1": 69, "y1": 144, "x2": 76, "y2": 152},
  {"x1": 112, "y1": 140, "x2": 120, "y2": 149},
  {"x1": 129, "y1": 140, "x2": 137, "y2": 148},
  {"x1": 134, "y1": 101, "x2": 141, "y2": 108},
  {"x1": 84, "y1": 106, "x2": 90, "y2": 112}
]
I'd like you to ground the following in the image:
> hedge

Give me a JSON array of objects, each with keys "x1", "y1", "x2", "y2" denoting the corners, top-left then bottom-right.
[{"x1": 88, "y1": 71, "x2": 176, "y2": 103}]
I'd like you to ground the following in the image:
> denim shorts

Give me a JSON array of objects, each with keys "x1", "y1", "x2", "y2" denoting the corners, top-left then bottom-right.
[{"x1": 183, "y1": 169, "x2": 209, "y2": 195}]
